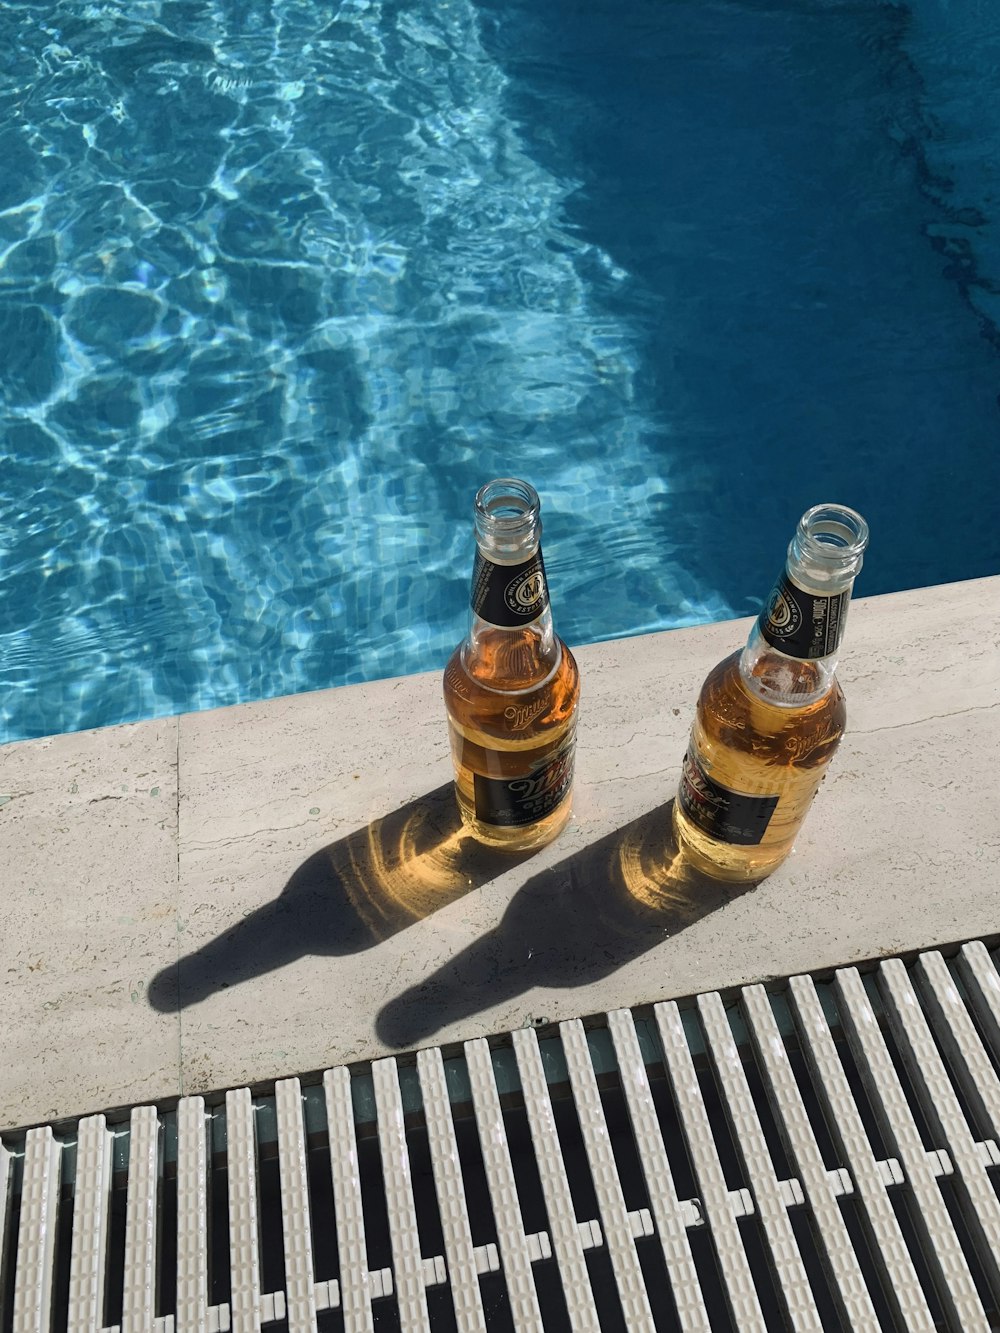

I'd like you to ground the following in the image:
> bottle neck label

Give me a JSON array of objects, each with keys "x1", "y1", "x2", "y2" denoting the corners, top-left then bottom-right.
[
  {"x1": 473, "y1": 734, "x2": 574, "y2": 828},
  {"x1": 758, "y1": 570, "x2": 849, "y2": 659},
  {"x1": 677, "y1": 749, "x2": 778, "y2": 846},
  {"x1": 471, "y1": 548, "x2": 548, "y2": 627}
]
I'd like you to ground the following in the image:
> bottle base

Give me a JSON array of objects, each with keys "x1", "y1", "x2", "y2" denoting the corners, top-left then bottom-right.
[
  {"x1": 671, "y1": 802, "x2": 789, "y2": 885},
  {"x1": 454, "y1": 788, "x2": 573, "y2": 852}
]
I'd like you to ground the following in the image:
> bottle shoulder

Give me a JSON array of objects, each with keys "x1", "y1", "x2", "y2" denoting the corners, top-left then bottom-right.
[
  {"x1": 444, "y1": 632, "x2": 579, "y2": 743},
  {"x1": 702, "y1": 650, "x2": 845, "y2": 715},
  {"x1": 695, "y1": 649, "x2": 845, "y2": 766},
  {"x1": 451, "y1": 623, "x2": 575, "y2": 693}
]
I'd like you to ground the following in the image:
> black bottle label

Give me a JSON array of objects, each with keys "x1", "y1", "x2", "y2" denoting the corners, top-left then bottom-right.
[
  {"x1": 471, "y1": 550, "x2": 548, "y2": 627},
  {"x1": 758, "y1": 571, "x2": 849, "y2": 659},
  {"x1": 473, "y1": 737, "x2": 574, "y2": 827},
  {"x1": 677, "y1": 749, "x2": 779, "y2": 846}
]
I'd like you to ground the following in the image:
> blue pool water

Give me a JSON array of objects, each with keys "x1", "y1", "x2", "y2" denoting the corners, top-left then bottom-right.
[{"x1": 1, "y1": 0, "x2": 999, "y2": 744}]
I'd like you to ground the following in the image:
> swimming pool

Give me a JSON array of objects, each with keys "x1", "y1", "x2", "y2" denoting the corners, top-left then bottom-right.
[{"x1": 2, "y1": 0, "x2": 999, "y2": 744}]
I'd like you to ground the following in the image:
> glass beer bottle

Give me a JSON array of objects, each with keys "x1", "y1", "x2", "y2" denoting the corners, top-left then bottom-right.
[
  {"x1": 443, "y1": 478, "x2": 580, "y2": 851},
  {"x1": 673, "y1": 504, "x2": 869, "y2": 882}
]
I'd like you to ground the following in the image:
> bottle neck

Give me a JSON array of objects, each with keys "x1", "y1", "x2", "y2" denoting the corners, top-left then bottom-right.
[
  {"x1": 462, "y1": 478, "x2": 559, "y2": 685},
  {"x1": 464, "y1": 538, "x2": 559, "y2": 683},
  {"x1": 740, "y1": 504, "x2": 868, "y2": 706}
]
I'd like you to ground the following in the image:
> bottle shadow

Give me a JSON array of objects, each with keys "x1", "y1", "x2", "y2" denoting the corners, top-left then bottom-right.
[
  {"x1": 146, "y1": 783, "x2": 533, "y2": 1013},
  {"x1": 375, "y1": 799, "x2": 756, "y2": 1049}
]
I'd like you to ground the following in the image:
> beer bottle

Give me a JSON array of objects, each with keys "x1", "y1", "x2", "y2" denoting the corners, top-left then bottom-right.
[
  {"x1": 674, "y1": 504, "x2": 869, "y2": 882},
  {"x1": 443, "y1": 478, "x2": 580, "y2": 851}
]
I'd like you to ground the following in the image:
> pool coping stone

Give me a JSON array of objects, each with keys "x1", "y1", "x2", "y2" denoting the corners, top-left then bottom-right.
[{"x1": 2, "y1": 574, "x2": 999, "y2": 1131}]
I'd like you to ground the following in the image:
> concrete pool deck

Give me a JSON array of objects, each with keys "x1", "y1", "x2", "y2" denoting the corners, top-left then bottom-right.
[{"x1": 2, "y1": 575, "x2": 999, "y2": 1132}]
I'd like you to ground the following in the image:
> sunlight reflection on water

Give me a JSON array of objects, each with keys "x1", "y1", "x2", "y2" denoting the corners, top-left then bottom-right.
[
  {"x1": 0, "y1": 0, "x2": 732, "y2": 741},
  {"x1": 4, "y1": 0, "x2": 1000, "y2": 743}
]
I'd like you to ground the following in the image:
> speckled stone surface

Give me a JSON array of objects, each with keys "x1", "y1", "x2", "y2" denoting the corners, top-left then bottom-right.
[
  {"x1": 2, "y1": 576, "x2": 998, "y2": 1129},
  {"x1": 0, "y1": 719, "x2": 180, "y2": 1125}
]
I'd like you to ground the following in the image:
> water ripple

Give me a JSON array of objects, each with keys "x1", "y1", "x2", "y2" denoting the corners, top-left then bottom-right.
[{"x1": 0, "y1": 0, "x2": 731, "y2": 742}]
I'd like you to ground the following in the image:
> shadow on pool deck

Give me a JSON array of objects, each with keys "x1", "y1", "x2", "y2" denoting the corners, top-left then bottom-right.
[
  {"x1": 375, "y1": 799, "x2": 754, "y2": 1048},
  {"x1": 146, "y1": 782, "x2": 530, "y2": 1014},
  {"x1": 147, "y1": 784, "x2": 750, "y2": 1026}
]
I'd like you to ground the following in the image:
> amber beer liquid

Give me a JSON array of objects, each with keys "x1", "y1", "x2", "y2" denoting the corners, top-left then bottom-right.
[
  {"x1": 443, "y1": 478, "x2": 579, "y2": 851},
  {"x1": 673, "y1": 504, "x2": 869, "y2": 882}
]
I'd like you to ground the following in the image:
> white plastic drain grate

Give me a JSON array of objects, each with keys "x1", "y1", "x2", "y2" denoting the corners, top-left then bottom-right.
[{"x1": 5, "y1": 939, "x2": 1000, "y2": 1330}]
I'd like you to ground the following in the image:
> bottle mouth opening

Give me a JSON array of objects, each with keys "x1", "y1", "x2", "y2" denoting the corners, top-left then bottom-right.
[
  {"x1": 475, "y1": 478, "x2": 540, "y2": 528},
  {"x1": 798, "y1": 504, "x2": 869, "y2": 564}
]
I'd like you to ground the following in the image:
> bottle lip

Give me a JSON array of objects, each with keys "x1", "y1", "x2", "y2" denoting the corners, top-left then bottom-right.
[
  {"x1": 795, "y1": 503, "x2": 869, "y2": 571},
  {"x1": 475, "y1": 478, "x2": 541, "y2": 529}
]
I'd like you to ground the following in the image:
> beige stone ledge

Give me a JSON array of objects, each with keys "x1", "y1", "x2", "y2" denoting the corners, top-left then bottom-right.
[{"x1": 2, "y1": 575, "x2": 998, "y2": 1131}]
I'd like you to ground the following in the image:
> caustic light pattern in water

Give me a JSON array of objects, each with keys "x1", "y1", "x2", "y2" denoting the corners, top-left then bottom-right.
[
  {"x1": 0, "y1": 0, "x2": 704, "y2": 742},
  {"x1": 2, "y1": 0, "x2": 1000, "y2": 742}
]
